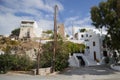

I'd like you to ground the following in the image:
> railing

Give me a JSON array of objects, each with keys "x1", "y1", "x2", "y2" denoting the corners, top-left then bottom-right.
[
  {"x1": 73, "y1": 54, "x2": 80, "y2": 67},
  {"x1": 74, "y1": 53, "x2": 89, "y2": 66}
]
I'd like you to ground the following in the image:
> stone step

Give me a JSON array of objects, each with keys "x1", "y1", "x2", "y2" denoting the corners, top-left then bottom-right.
[{"x1": 85, "y1": 56, "x2": 99, "y2": 66}]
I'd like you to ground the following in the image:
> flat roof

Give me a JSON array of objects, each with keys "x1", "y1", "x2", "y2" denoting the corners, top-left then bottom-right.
[{"x1": 21, "y1": 21, "x2": 35, "y2": 24}]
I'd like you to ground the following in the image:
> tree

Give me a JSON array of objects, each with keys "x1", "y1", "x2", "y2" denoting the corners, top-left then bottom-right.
[
  {"x1": 79, "y1": 28, "x2": 86, "y2": 32},
  {"x1": 66, "y1": 34, "x2": 69, "y2": 37},
  {"x1": 39, "y1": 41, "x2": 85, "y2": 71},
  {"x1": 11, "y1": 28, "x2": 20, "y2": 36},
  {"x1": 91, "y1": 0, "x2": 120, "y2": 51},
  {"x1": 42, "y1": 30, "x2": 53, "y2": 34}
]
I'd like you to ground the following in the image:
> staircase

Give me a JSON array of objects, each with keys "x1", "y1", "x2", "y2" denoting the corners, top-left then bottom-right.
[
  {"x1": 85, "y1": 55, "x2": 99, "y2": 66},
  {"x1": 68, "y1": 54, "x2": 79, "y2": 67},
  {"x1": 68, "y1": 53, "x2": 100, "y2": 67}
]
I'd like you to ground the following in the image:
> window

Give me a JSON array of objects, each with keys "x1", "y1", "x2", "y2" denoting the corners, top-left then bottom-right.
[
  {"x1": 86, "y1": 34, "x2": 88, "y2": 37},
  {"x1": 103, "y1": 51, "x2": 107, "y2": 57},
  {"x1": 93, "y1": 41, "x2": 95, "y2": 46},
  {"x1": 58, "y1": 26, "x2": 60, "y2": 28},
  {"x1": 86, "y1": 46, "x2": 90, "y2": 49},
  {"x1": 94, "y1": 51, "x2": 96, "y2": 60},
  {"x1": 85, "y1": 39, "x2": 89, "y2": 41},
  {"x1": 81, "y1": 35, "x2": 84, "y2": 38},
  {"x1": 89, "y1": 35, "x2": 92, "y2": 37}
]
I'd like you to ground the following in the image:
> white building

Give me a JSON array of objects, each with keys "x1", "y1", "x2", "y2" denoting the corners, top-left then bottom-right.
[
  {"x1": 19, "y1": 20, "x2": 42, "y2": 39},
  {"x1": 69, "y1": 28, "x2": 108, "y2": 67}
]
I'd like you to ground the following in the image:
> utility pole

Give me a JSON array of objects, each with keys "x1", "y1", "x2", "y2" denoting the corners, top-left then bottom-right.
[
  {"x1": 36, "y1": 38, "x2": 42, "y2": 75},
  {"x1": 51, "y1": 5, "x2": 58, "y2": 73}
]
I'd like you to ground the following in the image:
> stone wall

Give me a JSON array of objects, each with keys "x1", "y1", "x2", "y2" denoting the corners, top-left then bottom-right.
[{"x1": 32, "y1": 67, "x2": 51, "y2": 75}]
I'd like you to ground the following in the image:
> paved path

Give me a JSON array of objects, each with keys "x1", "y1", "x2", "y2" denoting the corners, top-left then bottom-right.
[{"x1": 0, "y1": 65, "x2": 120, "y2": 80}]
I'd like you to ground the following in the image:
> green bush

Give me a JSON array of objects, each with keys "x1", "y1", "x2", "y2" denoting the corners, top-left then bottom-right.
[
  {"x1": 0, "y1": 54, "x2": 33, "y2": 73},
  {"x1": 40, "y1": 41, "x2": 85, "y2": 71},
  {"x1": 0, "y1": 54, "x2": 13, "y2": 73},
  {"x1": 0, "y1": 40, "x2": 85, "y2": 73},
  {"x1": 12, "y1": 55, "x2": 33, "y2": 71}
]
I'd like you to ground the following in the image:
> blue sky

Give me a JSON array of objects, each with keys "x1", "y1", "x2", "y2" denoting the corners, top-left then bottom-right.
[{"x1": 0, "y1": 0, "x2": 104, "y2": 35}]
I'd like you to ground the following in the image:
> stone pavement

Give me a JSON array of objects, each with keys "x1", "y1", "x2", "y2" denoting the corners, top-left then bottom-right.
[{"x1": 0, "y1": 65, "x2": 120, "y2": 80}]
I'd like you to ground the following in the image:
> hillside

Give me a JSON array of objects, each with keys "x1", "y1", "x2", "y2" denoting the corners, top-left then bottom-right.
[{"x1": 0, "y1": 37, "x2": 40, "y2": 54}]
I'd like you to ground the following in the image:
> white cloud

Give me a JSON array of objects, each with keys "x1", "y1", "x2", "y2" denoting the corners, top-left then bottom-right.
[
  {"x1": 0, "y1": 13, "x2": 34, "y2": 35},
  {"x1": 64, "y1": 16, "x2": 94, "y2": 35},
  {"x1": 73, "y1": 17, "x2": 91, "y2": 25},
  {"x1": 65, "y1": 16, "x2": 91, "y2": 26},
  {"x1": 38, "y1": 20, "x2": 54, "y2": 31},
  {"x1": 1, "y1": 0, "x2": 64, "y2": 13},
  {"x1": 65, "y1": 16, "x2": 79, "y2": 25},
  {"x1": 0, "y1": 0, "x2": 64, "y2": 35}
]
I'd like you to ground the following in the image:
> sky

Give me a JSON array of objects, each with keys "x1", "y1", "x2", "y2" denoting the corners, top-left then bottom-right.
[{"x1": 0, "y1": 0, "x2": 105, "y2": 35}]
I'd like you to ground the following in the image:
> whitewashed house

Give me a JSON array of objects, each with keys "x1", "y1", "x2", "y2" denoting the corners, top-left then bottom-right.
[
  {"x1": 19, "y1": 20, "x2": 42, "y2": 40},
  {"x1": 69, "y1": 28, "x2": 108, "y2": 67}
]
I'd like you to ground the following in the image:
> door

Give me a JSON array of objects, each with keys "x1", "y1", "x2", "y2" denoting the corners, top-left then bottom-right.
[
  {"x1": 103, "y1": 51, "x2": 107, "y2": 57},
  {"x1": 94, "y1": 51, "x2": 96, "y2": 60}
]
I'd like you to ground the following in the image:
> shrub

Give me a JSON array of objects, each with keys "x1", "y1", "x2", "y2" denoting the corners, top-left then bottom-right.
[
  {"x1": 11, "y1": 55, "x2": 33, "y2": 71},
  {"x1": 0, "y1": 54, "x2": 33, "y2": 73},
  {"x1": 0, "y1": 54, "x2": 13, "y2": 73},
  {"x1": 40, "y1": 41, "x2": 85, "y2": 71}
]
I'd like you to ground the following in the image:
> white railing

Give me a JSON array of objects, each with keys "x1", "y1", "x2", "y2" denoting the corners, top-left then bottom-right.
[
  {"x1": 69, "y1": 53, "x2": 100, "y2": 67},
  {"x1": 73, "y1": 54, "x2": 80, "y2": 67},
  {"x1": 72, "y1": 53, "x2": 88, "y2": 66}
]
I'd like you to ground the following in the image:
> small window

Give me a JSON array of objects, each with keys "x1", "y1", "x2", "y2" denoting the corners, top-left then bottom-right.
[
  {"x1": 86, "y1": 46, "x2": 90, "y2": 49},
  {"x1": 93, "y1": 41, "x2": 95, "y2": 46},
  {"x1": 85, "y1": 39, "x2": 89, "y2": 41},
  {"x1": 81, "y1": 35, "x2": 84, "y2": 38},
  {"x1": 103, "y1": 51, "x2": 107, "y2": 57},
  {"x1": 86, "y1": 34, "x2": 88, "y2": 37},
  {"x1": 58, "y1": 26, "x2": 60, "y2": 28},
  {"x1": 90, "y1": 35, "x2": 92, "y2": 37}
]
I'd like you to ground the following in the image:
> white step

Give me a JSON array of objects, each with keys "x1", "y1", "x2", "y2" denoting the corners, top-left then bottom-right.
[{"x1": 85, "y1": 55, "x2": 99, "y2": 66}]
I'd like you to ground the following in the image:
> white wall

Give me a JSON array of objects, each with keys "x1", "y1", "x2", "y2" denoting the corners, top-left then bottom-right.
[
  {"x1": 76, "y1": 29, "x2": 102, "y2": 61},
  {"x1": 19, "y1": 21, "x2": 42, "y2": 39}
]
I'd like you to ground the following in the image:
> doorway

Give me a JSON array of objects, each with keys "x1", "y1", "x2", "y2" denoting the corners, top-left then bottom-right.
[
  {"x1": 77, "y1": 56, "x2": 85, "y2": 66},
  {"x1": 94, "y1": 51, "x2": 97, "y2": 61},
  {"x1": 103, "y1": 51, "x2": 107, "y2": 57}
]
